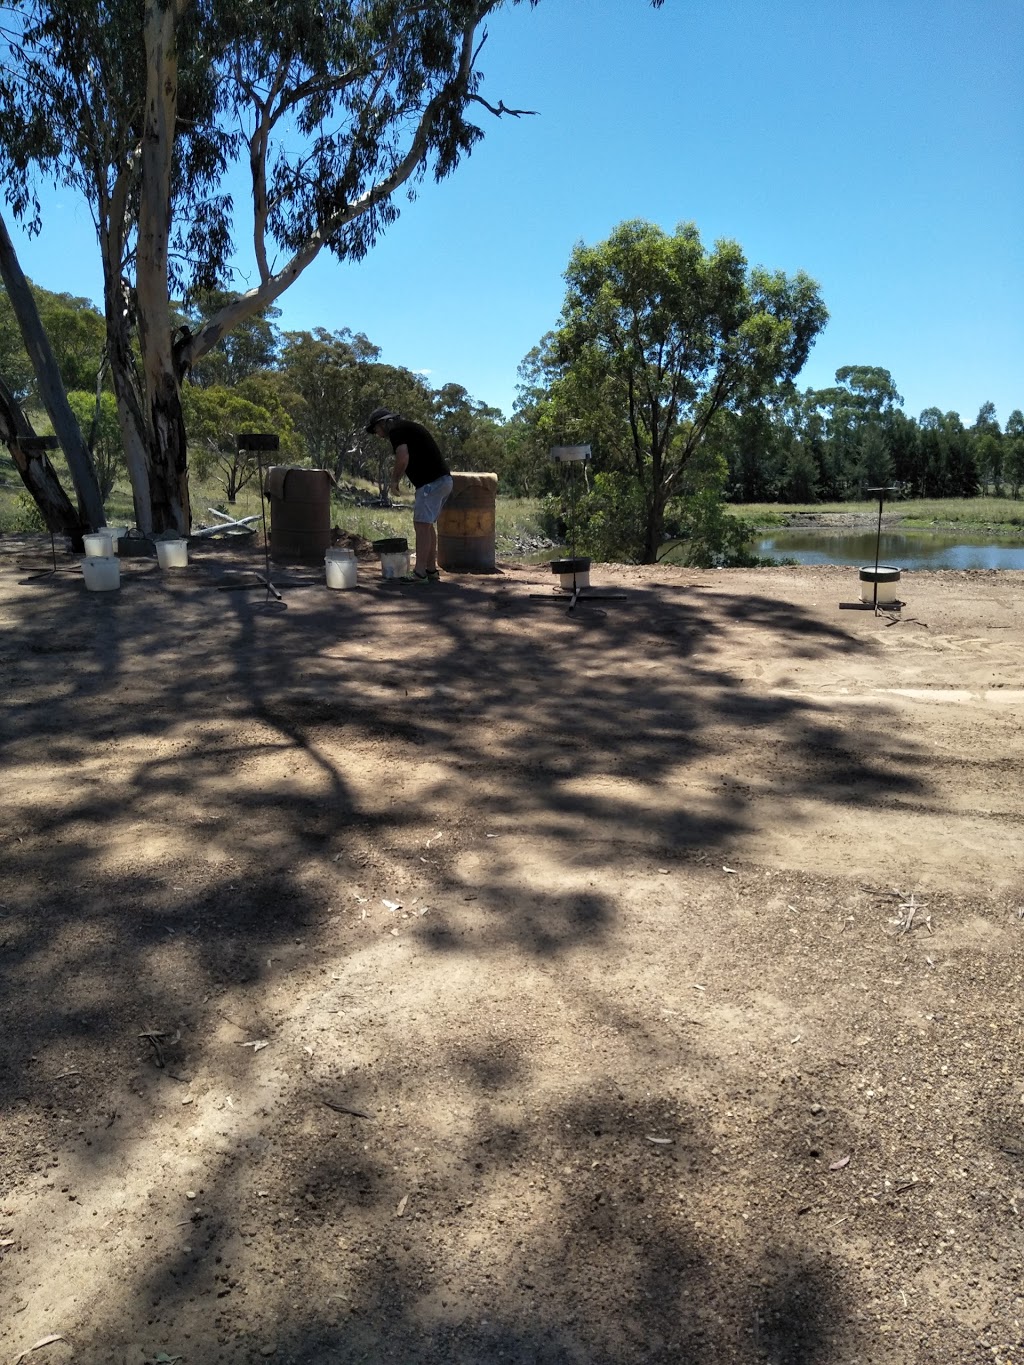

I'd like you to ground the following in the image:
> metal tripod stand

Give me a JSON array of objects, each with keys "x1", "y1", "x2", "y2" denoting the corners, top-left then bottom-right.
[
  {"x1": 217, "y1": 432, "x2": 285, "y2": 604},
  {"x1": 866, "y1": 484, "x2": 900, "y2": 612},
  {"x1": 532, "y1": 444, "x2": 625, "y2": 611},
  {"x1": 17, "y1": 436, "x2": 74, "y2": 582}
]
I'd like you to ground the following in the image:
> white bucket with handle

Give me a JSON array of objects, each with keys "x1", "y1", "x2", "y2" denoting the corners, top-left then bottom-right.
[{"x1": 325, "y1": 549, "x2": 357, "y2": 589}]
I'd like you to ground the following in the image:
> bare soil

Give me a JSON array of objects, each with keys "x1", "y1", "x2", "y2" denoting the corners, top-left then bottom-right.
[{"x1": 1, "y1": 536, "x2": 1022, "y2": 1365}]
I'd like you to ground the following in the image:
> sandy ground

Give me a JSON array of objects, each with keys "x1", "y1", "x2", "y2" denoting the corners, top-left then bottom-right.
[{"x1": 1, "y1": 535, "x2": 1022, "y2": 1365}]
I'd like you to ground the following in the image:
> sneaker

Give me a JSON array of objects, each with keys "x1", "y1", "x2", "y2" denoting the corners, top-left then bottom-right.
[
  {"x1": 425, "y1": 569, "x2": 441, "y2": 582},
  {"x1": 399, "y1": 571, "x2": 430, "y2": 584}
]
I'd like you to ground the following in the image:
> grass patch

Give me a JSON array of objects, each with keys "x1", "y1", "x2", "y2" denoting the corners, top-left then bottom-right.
[
  {"x1": 732, "y1": 497, "x2": 1024, "y2": 533},
  {"x1": 332, "y1": 491, "x2": 546, "y2": 555}
]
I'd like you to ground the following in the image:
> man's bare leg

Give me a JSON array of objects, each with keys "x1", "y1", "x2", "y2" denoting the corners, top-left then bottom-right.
[{"x1": 413, "y1": 520, "x2": 437, "y2": 574}]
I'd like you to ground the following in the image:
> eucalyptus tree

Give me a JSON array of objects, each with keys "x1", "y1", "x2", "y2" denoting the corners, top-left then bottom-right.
[
  {"x1": 532, "y1": 219, "x2": 827, "y2": 562},
  {"x1": 279, "y1": 327, "x2": 384, "y2": 478},
  {"x1": 0, "y1": 0, "x2": 574, "y2": 535},
  {"x1": 1006, "y1": 410, "x2": 1024, "y2": 499},
  {"x1": 186, "y1": 291, "x2": 283, "y2": 390},
  {"x1": 801, "y1": 365, "x2": 903, "y2": 497},
  {"x1": 430, "y1": 382, "x2": 505, "y2": 472},
  {"x1": 971, "y1": 401, "x2": 1003, "y2": 494},
  {"x1": 182, "y1": 382, "x2": 301, "y2": 503}
]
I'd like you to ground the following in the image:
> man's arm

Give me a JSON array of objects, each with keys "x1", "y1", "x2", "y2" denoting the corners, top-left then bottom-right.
[{"x1": 390, "y1": 443, "x2": 409, "y2": 494}]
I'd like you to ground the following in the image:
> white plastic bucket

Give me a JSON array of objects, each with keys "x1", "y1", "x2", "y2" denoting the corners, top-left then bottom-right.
[
  {"x1": 380, "y1": 550, "x2": 411, "y2": 580},
  {"x1": 859, "y1": 565, "x2": 901, "y2": 604},
  {"x1": 81, "y1": 556, "x2": 120, "y2": 591},
  {"x1": 155, "y1": 538, "x2": 188, "y2": 569},
  {"x1": 325, "y1": 552, "x2": 357, "y2": 589},
  {"x1": 105, "y1": 526, "x2": 129, "y2": 553},
  {"x1": 83, "y1": 531, "x2": 115, "y2": 558}
]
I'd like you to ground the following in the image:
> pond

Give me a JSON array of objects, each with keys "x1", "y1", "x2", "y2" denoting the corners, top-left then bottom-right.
[{"x1": 752, "y1": 529, "x2": 1024, "y2": 571}]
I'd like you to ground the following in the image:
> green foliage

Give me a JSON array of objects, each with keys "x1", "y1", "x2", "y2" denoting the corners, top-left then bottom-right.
[
  {"x1": 66, "y1": 389, "x2": 123, "y2": 500},
  {"x1": 710, "y1": 374, "x2": 1021, "y2": 504},
  {"x1": 849, "y1": 425, "x2": 894, "y2": 493},
  {"x1": 779, "y1": 442, "x2": 819, "y2": 502},
  {"x1": 280, "y1": 329, "x2": 407, "y2": 482},
  {"x1": 182, "y1": 384, "x2": 302, "y2": 502},
  {"x1": 557, "y1": 449, "x2": 761, "y2": 567},
  {"x1": 1006, "y1": 410, "x2": 1024, "y2": 497},
  {"x1": 569, "y1": 471, "x2": 648, "y2": 562},
  {"x1": 520, "y1": 219, "x2": 828, "y2": 562},
  {"x1": 187, "y1": 292, "x2": 283, "y2": 389},
  {"x1": 431, "y1": 382, "x2": 506, "y2": 473},
  {"x1": 0, "y1": 286, "x2": 35, "y2": 400},
  {"x1": 671, "y1": 489, "x2": 762, "y2": 567},
  {"x1": 10, "y1": 490, "x2": 47, "y2": 532},
  {"x1": 1, "y1": 281, "x2": 105, "y2": 403}
]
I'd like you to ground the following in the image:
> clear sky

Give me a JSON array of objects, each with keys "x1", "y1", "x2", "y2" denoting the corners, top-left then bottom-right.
[{"x1": 6, "y1": 0, "x2": 1023, "y2": 426}]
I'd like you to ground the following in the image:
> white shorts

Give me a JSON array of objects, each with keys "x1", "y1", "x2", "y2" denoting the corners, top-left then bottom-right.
[{"x1": 414, "y1": 474, "x2": 453, "y2": 524}]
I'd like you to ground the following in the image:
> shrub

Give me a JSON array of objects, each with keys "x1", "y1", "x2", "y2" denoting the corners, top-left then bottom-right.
[{"x1": 9, "y1": 492, "x2": 47, "y2": 533}]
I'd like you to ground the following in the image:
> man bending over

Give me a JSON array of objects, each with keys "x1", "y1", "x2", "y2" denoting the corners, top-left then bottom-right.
[{"x1": 365, "y1": 406, "x2": 454, "y2": 583}]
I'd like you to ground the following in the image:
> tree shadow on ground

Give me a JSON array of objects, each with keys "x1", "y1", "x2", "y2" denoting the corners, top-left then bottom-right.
[{"x1": 0, "y1": 547, "x2": 955, "y2": 1362}]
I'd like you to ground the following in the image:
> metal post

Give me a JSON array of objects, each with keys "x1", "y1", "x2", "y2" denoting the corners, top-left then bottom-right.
[
  {"x1": 865, "y1": 485, "x2": 899, "y2": 614},
  {"x1": 530, "y1": 444, "x2": 625, "y2": 609},
  {"x1": 217, "y1": 433, "x2": 284, "y2": 602},
  {"x1": 20, "y1": 436, "x2": 65, "y2": 581}
]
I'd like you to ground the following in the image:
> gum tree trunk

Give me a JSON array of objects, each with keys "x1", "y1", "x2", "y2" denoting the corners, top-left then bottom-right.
[
  {"x1": 0, "y1": 376, "x2": 85, "y2": 537},
  {"x1": 0, "y1": 209, "x2": 106, "y2": 529},
  {"x1": 103, "y1": 291, "x2": 155, "y2": 536},
  {"x1": 136, "y1": 0, "x2": 190, "y2": 536}
]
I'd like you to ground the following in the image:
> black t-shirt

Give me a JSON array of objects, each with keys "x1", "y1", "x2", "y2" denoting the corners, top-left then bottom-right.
[{"x1": 387, "y1": 420, "x2": 450, "y2": 488}]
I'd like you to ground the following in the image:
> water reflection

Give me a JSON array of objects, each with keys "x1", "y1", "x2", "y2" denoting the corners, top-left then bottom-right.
[{"x1": 754, "y1": 530, "x2": 1024, "y2": 571}]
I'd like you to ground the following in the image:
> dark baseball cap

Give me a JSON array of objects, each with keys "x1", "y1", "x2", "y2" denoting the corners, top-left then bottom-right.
[{"x1": 365, "y1": 406, "x2": 397, "y2": 433}]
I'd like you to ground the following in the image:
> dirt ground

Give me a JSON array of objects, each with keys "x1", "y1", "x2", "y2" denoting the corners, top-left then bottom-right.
[{"x1": 1, "y1": 534, "x2": 1022, "y2": 1365}]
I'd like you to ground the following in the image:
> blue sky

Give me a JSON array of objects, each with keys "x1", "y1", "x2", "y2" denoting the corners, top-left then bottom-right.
[{"x1": 6, "y1": 0, "x2": 1023, "y2": 426}]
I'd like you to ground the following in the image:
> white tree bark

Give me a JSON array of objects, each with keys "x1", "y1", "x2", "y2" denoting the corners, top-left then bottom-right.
[{"x1": 181, "y1": 6, "x2": 488, "y2": 373}]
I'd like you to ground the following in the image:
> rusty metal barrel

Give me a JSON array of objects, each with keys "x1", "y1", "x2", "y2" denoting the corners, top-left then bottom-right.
[
  {"x1": 437, "y1": 472, "x2": 497, "y2": 572},
  {"x1": 264, "y1": 466, "x2": 333, "y2": 564}
]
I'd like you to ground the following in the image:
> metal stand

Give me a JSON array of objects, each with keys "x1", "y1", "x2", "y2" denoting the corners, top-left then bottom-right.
[
  {"x1": 531, "y1": 444, "x2": 625, "y2": 611},
  {"x1": 866, "y1": 484, "x2": 899, "y2": 614},
  {"x1": 217, "y1": 433, "x2": 286, "y2": 604},
  {"x1": 22, "y1": 527, "x2": 63, "y2": 582},
  {"x1": 17, "y1": 436, "x2": 74, "y2": 582}
]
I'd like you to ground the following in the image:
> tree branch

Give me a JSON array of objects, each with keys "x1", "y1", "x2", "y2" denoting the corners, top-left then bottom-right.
[
  {"x1": 184, "y1": 8, "x2": 492, "y2": 370},
  {"x1": 469, "y1": 93, "x2": 538, "y2": 118}
]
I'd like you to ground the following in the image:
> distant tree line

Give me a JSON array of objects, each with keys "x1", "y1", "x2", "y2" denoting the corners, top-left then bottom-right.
[{"x1": 712, "y1": 365, "x2": 1024, "y2": 504}]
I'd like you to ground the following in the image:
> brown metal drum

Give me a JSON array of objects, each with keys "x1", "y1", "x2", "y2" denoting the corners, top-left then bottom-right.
[
  {"x1": 265, "y1": 467, "x2": 333, "y2": 564},
  {"x1": 437, "y1": 472, "x2": 498, "y2": 571}
]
